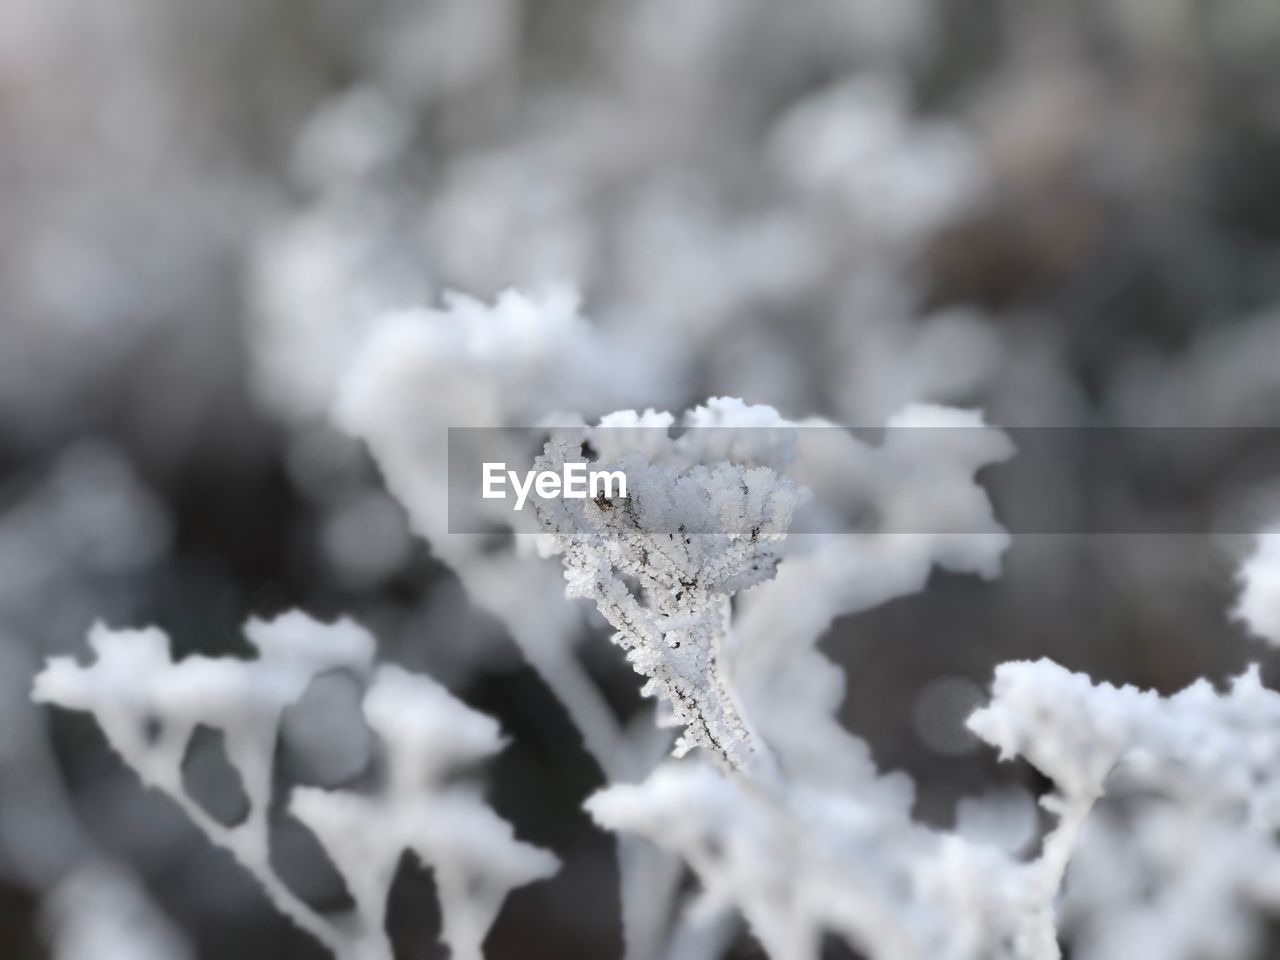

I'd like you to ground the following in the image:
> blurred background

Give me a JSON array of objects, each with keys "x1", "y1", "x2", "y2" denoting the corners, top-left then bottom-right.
[{"x1": 2, "y1": 0, "x2": 1280, "y2": 956}]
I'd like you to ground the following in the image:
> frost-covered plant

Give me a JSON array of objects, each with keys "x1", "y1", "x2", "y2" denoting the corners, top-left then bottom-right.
[
  {"x1": 570, "y1": 435, "x2": 1280, "y2": 960},
  {"x1": 969, "y1": 659, "x2": 1280, "y2": 959},
  {"x1": 29, "y1": 266, "x2": 1280, "y2": 960},
  {"x1": 962, "y1": 522, "x2": 1280, "y2": 959},
  {"x1": 328, "y1": 283, "x2": 1031, "y2": 956},
  {"x1": 333, "y1": 286, "x2": 1039, "y2": 958},
  {"x1": 532, "y1": 406, "x2": 804, "y2": 772},
  {"x1": 33, "y1": 612, "x2": 557, "y2": 960},
  {"x1": 521, "y1": 399, "x2": 1061, "y2": 959},
  {"x1": 9, "y1": 0, "x2": 1280, "y2": 948},
  {"x1": 587, "y1": 761, "x2": 1058, "y2": 960},
  {"x1": 1060, "y1": 798, "x2": 1280, "y2": 960},
  {"x1": 970, "y1": 660, "x2": 1280, "y2": 829},
  {"x1": 333, "y1": 289, "x2": 695, "y2": 960}
]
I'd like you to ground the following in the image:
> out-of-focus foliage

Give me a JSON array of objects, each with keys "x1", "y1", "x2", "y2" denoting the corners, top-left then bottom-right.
[{"x1": 35, "y1": 614, "x2": 557, "y2": 960}]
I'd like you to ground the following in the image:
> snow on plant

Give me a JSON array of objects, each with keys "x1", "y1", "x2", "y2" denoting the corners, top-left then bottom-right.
[
  {"x1": 332, "y1": 284, "x2": 683, "y2": 786},
  {"x1": 290, "y1": 666, "x2": 559, "y2": 960},
  {"x1": 193, "y1": 279, "x2": 1280, "y2": 958},
  {"x1": 531, "y1": 405, "x2": 804, "y2": 773},
  {"x1": 332, "y1": 285, "x2": 662, "y2": 699},
  {"x1": 337, "y1": 286, "x2": 1037, "y2": 957},
  {"x1": 29, "y1": 273, "x2": 1280, "y2": 958},
  {"x1": 964, "y1": 526, "x2": 1280, "y2": 959},
  {"x1": 334, "y1": 288, "x2": 689, "y2": 960},
  {"x1": 563, "y1": 406, "x2": 1065, "y2": 959},
  {"x1": 574, "y1": 423, "x2": 1280, "y2": 960},
  {"x1": 587, "y1": 759, "x2": 1060, "y2": 960},
  {"x1": 970, "y1": 660, "x2": 1280, "y2": 825},
  {"x1": 331, "y1": 286, "x2": 1038, "y2": 956},
  {"x1": 33, "y1": 612, "x2": 557, "y2": 960},
  {"x1": 1061, "y1": 799, "x2": 1280, "y2": 960},
  {"x1": 969, "y1": 660, "x2": 1280, "y2": 959}
]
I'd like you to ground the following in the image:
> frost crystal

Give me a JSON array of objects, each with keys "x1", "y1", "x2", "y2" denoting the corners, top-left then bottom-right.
[
  {"x1": 534, "y1": 402, "x2": 804, "y2": 772},
  {"x1": 33, "y1": 613, "x2": 557, "y2": 960}
]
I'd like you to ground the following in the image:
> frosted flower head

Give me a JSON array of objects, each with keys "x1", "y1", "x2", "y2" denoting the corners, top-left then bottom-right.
[{"x1": 533, "y1": 403, "x2": 806, "y2": 771}]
